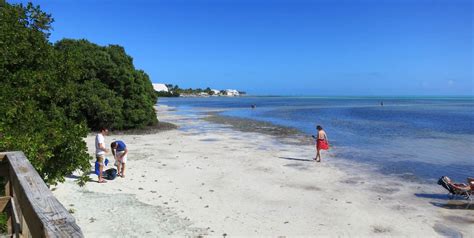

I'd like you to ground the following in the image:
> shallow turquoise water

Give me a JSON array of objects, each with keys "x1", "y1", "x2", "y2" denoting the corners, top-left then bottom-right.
[{"x1": 160, "y1": 96, "x2": 474, "y2": 183}]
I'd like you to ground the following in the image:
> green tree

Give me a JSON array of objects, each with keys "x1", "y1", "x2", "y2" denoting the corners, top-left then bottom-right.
[
  {"x1": 54, "y1": 39, "x2": 158, "y2": 130},
  {"x1": 204, "y1": 87, "x2": 214, "y2": 95},
  {"x1": 0, "y1": 2, "x2": 90, "y2": 185},
  {"x1": 0, "y1": 2, "x2": 158, "y2": 185}
]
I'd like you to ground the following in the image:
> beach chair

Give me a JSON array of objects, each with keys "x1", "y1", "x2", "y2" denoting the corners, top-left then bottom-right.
[{"x1": 437, "y1": 176, "x2": 473, "y2": 200}]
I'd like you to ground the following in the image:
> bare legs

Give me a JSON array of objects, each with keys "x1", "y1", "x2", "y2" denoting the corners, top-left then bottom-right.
[
  {"x1": 117, "y1": 160, "x2": 122, "y2": 176},
  {"x1": 315, "y1": 149, "x2": 321, "y2": 162},
  {"x1": 97, "y1": 156, "x2": 107, "y2": 183},
  {"x1": 116, "y1": 159, "x2": 125, "y2": 178},
  {"x1": 98, "y1": 164, "x2": 106, "y2": 183},
  {"x1": 121, "y1": 163, "x2": 125, "y2": 178}
]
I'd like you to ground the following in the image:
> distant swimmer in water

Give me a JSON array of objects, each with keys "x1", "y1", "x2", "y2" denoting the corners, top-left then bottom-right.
[
  {"x1": 380, "y1": 101, "x2": 384, "y2": 107},
  {"x1": 251, "y1": 104, "x2": 256, "y2": 109},
  {"x1": 312, "y1": 125, "x2": 329, "y2": 162}
]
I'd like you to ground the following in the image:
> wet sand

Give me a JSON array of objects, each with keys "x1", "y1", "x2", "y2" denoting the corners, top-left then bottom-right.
[
  {"x1": 203, "y1": 113, "x2": 309, "y2": 145},
  {"x1": 52, "y1": 105, "x2": 474, "y2": 237},
  {"x1": 112, "y1": 121, "x2": 177, "y2": 135}
]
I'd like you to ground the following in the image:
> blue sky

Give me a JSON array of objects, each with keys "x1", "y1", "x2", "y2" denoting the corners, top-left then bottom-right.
[{"x1": 11, "y1": 0, "x2": 473, "y2": 96}]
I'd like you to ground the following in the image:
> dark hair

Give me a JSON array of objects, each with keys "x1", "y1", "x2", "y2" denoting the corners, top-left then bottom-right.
[
  {"x1": 110, "y1": 141, "x2": 117, "y2": 148},
  {"x1": 316, "y1": 125, "x2": 323, "y2": 130},
  {"x1": 100, "y1": 127, "x2": 108, "y2": 132}
]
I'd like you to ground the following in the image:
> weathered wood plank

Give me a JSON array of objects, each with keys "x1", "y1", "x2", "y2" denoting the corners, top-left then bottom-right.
[
  {"x1": 6, "y1": 204, "x2": 13, "y2": 236},
  {"x1": 0, "y1": 152, "x2": 83, "y2": 238},
  {"x1": 0, "y1": 196, "x2": 10, "y2": 212},
  {"x1": 10, "y1": 197, "x2": 21, "y2": 238}
]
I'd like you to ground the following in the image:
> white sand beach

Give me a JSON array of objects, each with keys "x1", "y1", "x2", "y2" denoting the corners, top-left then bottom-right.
[{"x1": 52, "y1": 105, "x2": 474, "y2": 237}]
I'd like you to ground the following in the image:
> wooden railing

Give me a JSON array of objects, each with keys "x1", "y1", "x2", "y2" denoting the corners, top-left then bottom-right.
[{"x1": 0, "y1": 152, "x2": 83, "y2": 238}]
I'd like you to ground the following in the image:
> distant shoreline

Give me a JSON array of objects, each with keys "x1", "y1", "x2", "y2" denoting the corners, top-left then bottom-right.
[{"x1": 166, "y1": 95, "x2": 474, "y2": 99}]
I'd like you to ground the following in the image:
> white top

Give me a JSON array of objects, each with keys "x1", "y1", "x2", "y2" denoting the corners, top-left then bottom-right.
[
  {"x1": 95, "y1": 133, "x2": 106, "y2": 156},
  {"x1": 152, "y1": 83, "x2": 169, "y2": 92}
]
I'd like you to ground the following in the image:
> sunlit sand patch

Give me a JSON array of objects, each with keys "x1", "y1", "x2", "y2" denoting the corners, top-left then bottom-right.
[{"x1": 67, "y1": 191, "x2": 207, "y2": 236}]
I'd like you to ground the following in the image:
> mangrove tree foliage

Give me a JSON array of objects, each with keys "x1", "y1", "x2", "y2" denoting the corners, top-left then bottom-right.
[{"x1": 0, "y1": 1, "x2": 157, "y2": 185}]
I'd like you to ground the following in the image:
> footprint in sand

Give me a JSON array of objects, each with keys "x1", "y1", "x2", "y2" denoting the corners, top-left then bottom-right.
[{"x1": 372, "y1": 225, "x2": 392, "y2": 234}]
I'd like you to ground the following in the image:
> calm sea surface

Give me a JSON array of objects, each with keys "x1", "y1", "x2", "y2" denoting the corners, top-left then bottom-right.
[{"x1": 159, "y1": 97, "x2": 474, "y2": 183}]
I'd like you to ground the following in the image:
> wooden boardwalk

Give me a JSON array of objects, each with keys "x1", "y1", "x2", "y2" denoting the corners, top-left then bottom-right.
[{"x1": 0, "y1": 152, "x2": 83, "y2": 238}]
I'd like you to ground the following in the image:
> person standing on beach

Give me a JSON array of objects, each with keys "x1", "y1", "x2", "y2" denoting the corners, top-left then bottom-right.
[
  {"x1": 314, "y1": 125, "x2": 329, "y2": 162},
  {"x1": 111, "y1": 140, "x2": 128, "y2": 178},
  {"x1": 95, "y1": 127, "x2": 109, "y2": 183}
]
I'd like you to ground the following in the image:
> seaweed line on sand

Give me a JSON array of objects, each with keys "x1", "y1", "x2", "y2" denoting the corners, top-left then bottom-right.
[
  {"x1": 203, "y1": 112, "x2": 312, "y2": 145},
  {"x1": 112, "y1": 121, "x2": 178, "y2": 135}
]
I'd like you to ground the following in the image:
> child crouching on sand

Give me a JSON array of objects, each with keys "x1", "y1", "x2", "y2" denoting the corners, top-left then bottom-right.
[{"x1": 111, "y1": 140, "x2": 128, "y2": 178}]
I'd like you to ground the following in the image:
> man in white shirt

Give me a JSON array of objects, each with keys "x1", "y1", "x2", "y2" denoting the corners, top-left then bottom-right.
[{"x1": 95, "y1": 127, "x2": 109, "y2": 183}]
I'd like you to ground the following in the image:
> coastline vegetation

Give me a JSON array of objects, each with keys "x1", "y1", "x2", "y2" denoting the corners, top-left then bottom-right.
[
  {"x1": 0, "y1": 2, "x2": 157, "y2": 185},
  {"x1": 156, "y1": 85, "x2": 217, "y2": 97},
  {"x1": 157, "y1": 84, "x2": 246, "y2": 97}
]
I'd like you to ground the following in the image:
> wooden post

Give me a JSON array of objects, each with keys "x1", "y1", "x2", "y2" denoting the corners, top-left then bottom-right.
[
  {"x1": 0, "y1": 196, "x2": 12, "y2": 235},
  {"x1": 0, "y1": 156, "x2": 13, "y2": 237}
]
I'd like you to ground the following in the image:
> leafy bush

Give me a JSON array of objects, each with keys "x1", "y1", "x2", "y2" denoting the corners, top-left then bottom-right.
[
  {"x1": 0, "y1": 2, "x2": 157, "y2": 185},
  {"x1": 54, "y1": 39, "x2": 158, "y2": 130}
]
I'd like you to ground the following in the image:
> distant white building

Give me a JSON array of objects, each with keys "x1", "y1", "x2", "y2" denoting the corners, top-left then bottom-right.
[
  {"x1": 225, "y1": 89, "x2": 240, "y2": 96},
  {"x1": 211, "y1": 89, "x2": 221, "y2": 95},
  {"x1": 152, "y1": 83, "x2": 168, "y2": 92}
]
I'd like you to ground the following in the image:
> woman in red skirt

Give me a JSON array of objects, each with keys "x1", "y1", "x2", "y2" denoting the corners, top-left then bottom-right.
[{"x1": 314, "y1": 125, "x2": 329, "y2": 162}]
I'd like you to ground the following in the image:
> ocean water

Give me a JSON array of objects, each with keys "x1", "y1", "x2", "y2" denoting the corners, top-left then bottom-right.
[{"x1": 159, "y1": 96, "x2": 474, "y2": 183}]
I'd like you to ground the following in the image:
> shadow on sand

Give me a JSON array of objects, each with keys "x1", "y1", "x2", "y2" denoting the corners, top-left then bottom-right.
[
  {"x1": 414, "y1": 193, "x2": 453, "y2": 200},
  {"x1": 66, "y1": 170, "x2": 95, "y2": 180},
  {"x1": 415, "y1": 193, "x2": 473, "y2": 210},
  {"x1": 278, "y1": 157, "x2": 314, "y2": 162},
  {"x1": 430, "y1": 201, "x2": 474, "y2": 210}
]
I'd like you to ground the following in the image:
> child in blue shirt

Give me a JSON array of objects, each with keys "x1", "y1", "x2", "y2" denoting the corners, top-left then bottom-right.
[{"x1": 111, "y1": 140, "x2": 128, "y2": 178}]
